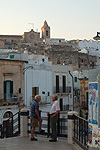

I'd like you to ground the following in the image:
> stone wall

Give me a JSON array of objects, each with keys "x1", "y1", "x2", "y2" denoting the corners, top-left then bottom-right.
[
  {"x1": 0, "y1": 59, "x2": 24, "y2": 100},
  {"x1": 0, "y1": 35, "x2": 22, "y2": 42},
  {"x1": 0, "y1": 40, "x2": 5, "y2": 49}
]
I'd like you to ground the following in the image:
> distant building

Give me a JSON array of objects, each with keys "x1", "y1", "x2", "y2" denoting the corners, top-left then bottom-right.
[
  {"x1": 21, "y1": 29, "x2": 40, "y2": 43},
  {"x1": 0, "y1": 40, "x2": 5, "y2": 49},
  {"x1": 0, "y1": 34, "x2": 22, "y2": 43},
  {"x1": 73, "y1": 70, "x2": 89, "y2": 118}
]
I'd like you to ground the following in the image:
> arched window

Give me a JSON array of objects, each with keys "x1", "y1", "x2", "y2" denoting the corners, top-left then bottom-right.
[
  {"x1": 46, "y1": 31, "x2": 48, "y2": 36},
  {"x1": 3, "y1": 111, "x2": 13, "y2": 119}
]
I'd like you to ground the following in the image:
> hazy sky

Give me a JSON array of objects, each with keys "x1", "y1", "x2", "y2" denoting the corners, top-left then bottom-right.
[{"x1": 0, "y1": 0, "x2": 100, "y2": 40}]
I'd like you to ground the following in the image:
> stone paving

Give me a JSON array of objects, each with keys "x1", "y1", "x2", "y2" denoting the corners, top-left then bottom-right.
[{"x1": 0, "y1": 135, "x2": 83, "y2": 150}]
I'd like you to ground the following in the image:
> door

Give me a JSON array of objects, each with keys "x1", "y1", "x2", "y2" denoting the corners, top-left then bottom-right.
[
  {"x1": 32, "y1": 87, "x2": 39, "y2": 98},
  {"x1": 60, "y1": 98, "x2": 63, "y2": 111},
  {"x1": 56, "y1": 75, "x2": 59, "y2": 93},
  {"x1": 62, "y1": 76, "x2": 66, "y2": 93}
]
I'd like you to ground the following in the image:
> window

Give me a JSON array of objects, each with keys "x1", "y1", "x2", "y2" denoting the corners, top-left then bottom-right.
[
  {"x1": 3, "y1": 111, "x2": 13, "y2": 118},
  {"x1": 56, "y1": 75, "x2": 59, "y2": 93},
  {"x1": 62, "y1": 76, "x2": 66, "y2": 92},
  {"x1": 48, "y1": 92, "x2": 50, "y2": 96},
  {"x1": 69, "y1": 58, "x2": 72, "y2": 64},
  {"x1": 57, "y1": 58, "x2": 60, "y2": 64},
  {"x1": 46, "y1": 31, "x2": 48, "y2": 36},
  {"x1": 42, "y1": 58, "x2": 44, "y2": 62},
  {"x1": 19, "y1": 88, "x2": 21, "y2": 93},
  {"x1": 81, "y1": 59, "x2": 84, "y2": 63},
  {"x1": 10, "y1": 55, "x2": 14, "y2": 59},
  {"x1": 32, "y1": 87, "x2": 39, "y2": 98},
  {"x1": 74, "y1": 77, "x2": 77, "y2": 82},
  {"x1": 59, "y1": 40, "x2": 61, "y2": 42},
  {"x1": 4, "y1": 80, "x2": 13, "y2": 101},
  {"x1": 42, "y1": 91, "x2": 45, "y2": 94}
]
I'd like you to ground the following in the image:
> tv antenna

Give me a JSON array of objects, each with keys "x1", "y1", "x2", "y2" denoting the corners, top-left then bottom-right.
[{"x1": 28, "y1": 23, "x2": 34, "y2": 30}]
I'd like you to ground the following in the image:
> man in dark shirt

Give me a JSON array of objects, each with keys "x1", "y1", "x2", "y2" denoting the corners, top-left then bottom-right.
[{"x1": 30, "y1": 95, "x2": 43, "y2": 141}]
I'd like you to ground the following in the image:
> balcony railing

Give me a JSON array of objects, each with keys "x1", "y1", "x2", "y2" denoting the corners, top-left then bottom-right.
[
  {"x1": 0, "y1": 94, "x2": 23, "y2": 103},
  {"x1": 53, "y1": 86, "x2": 71, "y2": 94},
  {"x1": 60, "y1": 105, "x2": 69, "y2": 111}
]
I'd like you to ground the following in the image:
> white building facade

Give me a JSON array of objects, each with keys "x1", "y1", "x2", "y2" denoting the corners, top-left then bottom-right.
[
  {"x1": 52, "y1": 65, "x2": 73, "y2": 111},
  {"x1": 24, "y1": 55, "x2": 52, "y2": 108},
  {"x1": 24, "y1": 54, "x2": 73, "y2": 111}
]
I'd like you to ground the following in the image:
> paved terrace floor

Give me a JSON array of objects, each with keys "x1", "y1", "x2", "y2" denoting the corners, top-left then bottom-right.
[{"x1": 0, "y1": 135, "x2": 83, "y2": 150}]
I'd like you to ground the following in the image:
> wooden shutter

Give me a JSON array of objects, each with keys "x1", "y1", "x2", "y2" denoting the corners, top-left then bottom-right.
[
  {"x1": 4, "y1": 81, "x2": 6, "y2": 100},
  {"x1": 10, "y1": 81, "x2": 13, "y2": 95}
]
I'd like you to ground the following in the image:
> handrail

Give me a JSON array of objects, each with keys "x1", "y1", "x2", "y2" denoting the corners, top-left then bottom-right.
[{"x1": 73, "y1": 114, "x2": 88, "y2": 122}]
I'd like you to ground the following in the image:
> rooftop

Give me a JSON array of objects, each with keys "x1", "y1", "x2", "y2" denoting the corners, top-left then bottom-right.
[{"x1": 0, "y1": 136, "x2": 82, "y2": 150}]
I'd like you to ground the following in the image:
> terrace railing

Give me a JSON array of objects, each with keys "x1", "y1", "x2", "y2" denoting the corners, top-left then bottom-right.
[{"x1": 73, "y1": 114, "x2": 88, "y2": 150}]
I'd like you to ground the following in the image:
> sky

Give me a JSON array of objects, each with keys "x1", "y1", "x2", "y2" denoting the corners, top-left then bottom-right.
[{"x1": 0, "y1": 0, "x2": 100, "y2": 40}]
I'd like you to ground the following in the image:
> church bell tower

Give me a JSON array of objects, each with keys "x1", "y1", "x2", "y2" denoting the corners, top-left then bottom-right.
[{"x1": 41, "y1": 20, "x2": 50, "y2": 39}]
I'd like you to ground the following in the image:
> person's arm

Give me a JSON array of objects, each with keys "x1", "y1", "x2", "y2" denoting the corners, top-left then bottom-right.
[
  {"x1": 47, "y1": 112, "x2": 49, "y2": 116},
  {"x1": 52, "y1": 110, "x2": 60, "y2": 118},
  {"x1": 35, "y1": 109, "x2": 41, "y2": 120}
]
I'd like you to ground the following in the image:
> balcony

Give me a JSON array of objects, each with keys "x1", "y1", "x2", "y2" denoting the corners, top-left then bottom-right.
[
  {"x1": 60, "y1": 104, "x2": 69, "y2": 111},
  {"x1": 53, "y1": 86, "x2": 71, "y2": 95},
  {"x1": 0, "y1": 93, "x2": 23, "y2": 105}
]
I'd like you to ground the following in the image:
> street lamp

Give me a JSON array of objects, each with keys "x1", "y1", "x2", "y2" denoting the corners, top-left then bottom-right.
[
  {"x1": 23, "y1": 66, "x2": 34, "y2": 74},
  {"x1": 23, "y1": 66, "x2": 34, "y2": 107},
  {"x1": 69, "y1": 71, "x2": 74, "y2": 111}
]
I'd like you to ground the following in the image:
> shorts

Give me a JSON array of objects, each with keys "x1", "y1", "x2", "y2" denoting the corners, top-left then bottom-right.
[{"x1": 30, "y1": 116, "x2": 38, "y2": 128}]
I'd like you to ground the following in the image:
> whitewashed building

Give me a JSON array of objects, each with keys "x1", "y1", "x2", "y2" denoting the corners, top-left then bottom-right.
[
  {"x1": 23, "y1": 54, "x2": 73, "y2": 111},
  {"x1": 52, "y1": 65, "x2": 73, "y2": 111},
  {"x1": 0, "y1": 51, "x2": 74, "y2": 112},
  {"x1": 24, "y1": 55, "x2": 52, "y2": 108}
]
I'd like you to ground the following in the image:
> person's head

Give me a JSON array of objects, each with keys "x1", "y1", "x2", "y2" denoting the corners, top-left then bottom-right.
[
  {"x1": 52, "y1": 94, "x2": 58, "y2": 102},
  {"x1": 35, "y1": 95, "x2": 41, "y2": 103}
]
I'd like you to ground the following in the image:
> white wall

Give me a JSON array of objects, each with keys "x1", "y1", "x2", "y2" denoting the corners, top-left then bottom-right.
[{"x1": 24, "y1": 60, "x2": 52, "y2": 108}]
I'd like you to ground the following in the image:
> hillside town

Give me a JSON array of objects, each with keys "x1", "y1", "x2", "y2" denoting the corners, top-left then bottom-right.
[{"x1": 0, "y1": 20, "x2": 100, "y2": 150}]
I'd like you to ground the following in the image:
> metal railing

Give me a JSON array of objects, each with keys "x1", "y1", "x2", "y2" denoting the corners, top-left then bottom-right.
[
  {"x1": 28, "y1": 111, "x2": 68, "y2": 138},
  {"x1": 2, "y1": 112, "x2": 20, "y2": 138},
  {"x1": 60, "y1": 105, "x2": 69, "y2": 111},
  {"x1": 53, "y1": 86, "x2": 71, "y2": 93},
  {"x1": 0, "y1": 94, "x2": 23, "y2": 103},
  {"x1": 0, "y1": 124, "x2": 3, "y2": 138},
  {"x1": 73, "y1": 114, "x2": 88, "y2": 150}
]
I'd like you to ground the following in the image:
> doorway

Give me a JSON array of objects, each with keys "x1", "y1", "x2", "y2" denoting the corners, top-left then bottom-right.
[
  {"x1": 60, "y1": 98, "x2": 63, "y2": 111},
  {"x1": 32, "y1": 87, "x2": 39, "y2": 98}
]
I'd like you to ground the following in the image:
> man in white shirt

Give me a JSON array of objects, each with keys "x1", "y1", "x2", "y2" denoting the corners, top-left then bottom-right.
[{"x1": 47, "y1": 94, "x2": 60, "y2": 142}]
